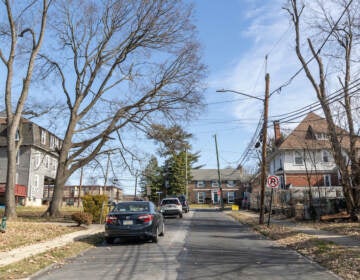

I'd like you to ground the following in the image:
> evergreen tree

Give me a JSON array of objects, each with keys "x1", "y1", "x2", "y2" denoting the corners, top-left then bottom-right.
[{"x1": 139, "y1": 156, "x2": 163, "y2": 203}]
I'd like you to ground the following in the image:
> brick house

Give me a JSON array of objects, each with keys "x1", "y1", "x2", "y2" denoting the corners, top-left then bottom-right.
[
  {"x1": 248, "y1": 112, "x2": 360, "y2": 217},
  {"x1": 0, "y1": 114, "x2": 62, "y2": 206},
  {"x1": 268, "y1": 112, "x2": 359, "y2": 190},
  {"x1": 187, "y1": 168, "x2": 247, "y2": 204},
  {"x1": 43, "y1": 185, "x2": 124, "y2": 207}
]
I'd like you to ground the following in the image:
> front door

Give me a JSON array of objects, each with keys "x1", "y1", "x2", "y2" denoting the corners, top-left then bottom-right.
[{"x1": 212, "y1": 191, "x2": 219, "y2": 204}]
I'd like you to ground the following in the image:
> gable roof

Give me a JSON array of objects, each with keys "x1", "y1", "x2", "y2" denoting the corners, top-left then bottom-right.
[
  {"x1": 190, "y1": 169, "x2": 242, "y2": 181},
  {"x1": 279, "y1": 112, "x2": 360, "y2": 150}
]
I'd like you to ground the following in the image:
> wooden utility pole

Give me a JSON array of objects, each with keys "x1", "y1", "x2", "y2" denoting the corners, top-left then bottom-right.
[
  {"x1": 214, "y1": 134, "x2": 223, "y2": 209},
  {"x1": 259, "y1": 73, "x2": 270, "y2": 224},
  {"x1": 185, "y1": 147, "x2": 188, "y2": 200}
]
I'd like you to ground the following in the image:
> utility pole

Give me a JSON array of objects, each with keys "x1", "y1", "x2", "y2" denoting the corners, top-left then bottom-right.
[
  {"x1": 77, "y1": 167, "x2": 83, "y2": 207},
  {"x1": 103, "y1": 152, "x2": 111, "y2": 194},
  {"x1": 134, "y1": 171, "x2": 138, "y2": 199},
  {"x1": 214, "y1": 134, "x2": 223, "y2": 210},
  {"x1": 185, "y1": 147, "x2": 188, "y2": 200},
  {"x1": 259, "y1": 73, "x2": 270, "y2": 224}
]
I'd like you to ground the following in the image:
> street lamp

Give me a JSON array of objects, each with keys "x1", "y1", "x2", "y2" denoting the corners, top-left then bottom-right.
[{"x1": 216, "y1": 73, "x2": 270, "y2": 224}]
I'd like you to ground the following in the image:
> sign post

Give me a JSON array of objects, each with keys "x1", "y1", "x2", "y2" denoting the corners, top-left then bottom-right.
[{"x1": 266, "y1": 175, "x2": 280, "y2": 226}]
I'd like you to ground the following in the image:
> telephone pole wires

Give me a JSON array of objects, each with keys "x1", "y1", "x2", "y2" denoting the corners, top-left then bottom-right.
[{"x1": 259, "y1": 73, "x2": 270, "y2": 224}]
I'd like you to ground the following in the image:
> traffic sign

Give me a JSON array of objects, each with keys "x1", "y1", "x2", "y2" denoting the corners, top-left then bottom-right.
[{"x1": 267, "y1": 175, "x2": 280, "y2": 188}]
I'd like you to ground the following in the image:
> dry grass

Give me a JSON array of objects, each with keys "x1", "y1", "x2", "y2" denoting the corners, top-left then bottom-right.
[
  {"x1": 0, "y1": 206, "x2": 84, "y2": 251},
  {"x1": 0, "y1": 234, "x2": 103, "y2": 280},
  {"x1": 0, "y1": 222, "x2": 82, "y2": 251},
  {"x1": 228, "y1": 211, "x2": 360, "y2": 280}
]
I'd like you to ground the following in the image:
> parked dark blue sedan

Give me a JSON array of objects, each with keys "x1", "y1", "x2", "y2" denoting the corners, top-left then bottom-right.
[{"x1": 104, "y1": 201, "x2": 165, "y2": 244}]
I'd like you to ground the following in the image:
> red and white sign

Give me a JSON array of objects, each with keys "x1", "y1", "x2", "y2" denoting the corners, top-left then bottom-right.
[{"x1": 267, "y1": 175, "x2": 280, "y2": 189}]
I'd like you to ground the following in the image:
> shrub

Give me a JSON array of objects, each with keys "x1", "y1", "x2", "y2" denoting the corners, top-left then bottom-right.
[
  {"x1": 82, "y1": 194, "x2": 109, "y2": 223},
  {"x1": 71, "y1": 212, "x2": 93, "y2": 226}
]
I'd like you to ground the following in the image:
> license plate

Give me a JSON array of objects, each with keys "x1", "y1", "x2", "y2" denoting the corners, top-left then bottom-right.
[{"x1": 123, "y1": 220, "x2": 133, "y2": 225}]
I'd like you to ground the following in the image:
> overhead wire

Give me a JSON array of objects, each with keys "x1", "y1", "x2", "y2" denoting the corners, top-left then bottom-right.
[
  {"x1": 269, "y1": 0, "x2": 354, "y2": 98},
  {"x1": 232, "y1": 0, "x2": 355, "y2": 169},
  {"x1": 269, "y1": 77, "x2": 360, "y2": 125}
]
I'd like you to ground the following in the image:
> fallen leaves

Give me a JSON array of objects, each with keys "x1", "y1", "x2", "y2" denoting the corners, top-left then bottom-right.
[{"x1": 228, "y1": 211, "x2": 360, "y2": 280}]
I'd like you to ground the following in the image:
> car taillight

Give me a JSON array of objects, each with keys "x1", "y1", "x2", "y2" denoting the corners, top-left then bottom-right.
[
  {"x1": 106, "y1": 215, "x2": 117, "y2": 224},
  {"x1": 138, "y1": 214, "x2": 153, "y2": 223}
]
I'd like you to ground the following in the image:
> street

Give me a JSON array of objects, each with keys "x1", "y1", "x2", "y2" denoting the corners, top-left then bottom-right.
[{"x1": 32, "y1": 209, "x2": 340, "y2": 280}]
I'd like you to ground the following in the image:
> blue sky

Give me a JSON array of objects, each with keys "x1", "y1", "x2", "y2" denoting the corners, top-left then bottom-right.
[
  {"x1": 94, "y1": 0, "x2": 323, "y2": 194},
  {"x1": 186, "y1": 0, "x2": 317, "y2": 171},
  {"x1": 1, "y1": 1, "x2": 328, "y2": 194}
]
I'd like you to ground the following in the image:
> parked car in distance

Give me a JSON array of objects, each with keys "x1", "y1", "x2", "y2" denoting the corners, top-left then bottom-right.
[
  {"x1": 177, "y1": 195, "x2": 190, "y2": 213},
  {"x1": 104, "y1": 201, "x2": 165, "y2": 244},
  {"x1": 160, "y1": 197, "x2": 183, "y2": 218}
]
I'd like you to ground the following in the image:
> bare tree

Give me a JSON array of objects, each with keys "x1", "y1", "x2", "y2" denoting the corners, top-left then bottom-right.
[
  {"x1": 42, "y1": 0, "x2": 206, "y2": 217},
  {"x1": 0, "y1": 0, "x2": 51, "y2": 219},
  {"x1": 285, "y1": 0, "x2": 360, "y2": 219}
]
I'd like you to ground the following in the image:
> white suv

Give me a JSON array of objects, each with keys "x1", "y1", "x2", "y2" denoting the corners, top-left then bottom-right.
[{"x1": 160, "y1": 198, "x2": 183, "y2": 218}]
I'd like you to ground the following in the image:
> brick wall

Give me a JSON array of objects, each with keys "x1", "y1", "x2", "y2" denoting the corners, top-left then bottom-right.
[{"x1": 286, "y1": 173, "x2": 339, "y2": 187}]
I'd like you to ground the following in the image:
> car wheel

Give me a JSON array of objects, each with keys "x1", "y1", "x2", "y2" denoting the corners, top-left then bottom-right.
[
  {"x1": 152, "y1": 226, "x2": 159, "y2": 243},
  {"x1": 159, "y1": 222, "x2": 165, "y2": 236},
  {"x1": 105, "y1": 237, "x2": 114, "y2": 244},
  {"x1": 179, "y1": 212, "x2": 183, "y2": 218}
]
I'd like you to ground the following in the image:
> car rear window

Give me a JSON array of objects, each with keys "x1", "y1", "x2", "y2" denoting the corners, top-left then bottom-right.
[
  {"x1": 113, "y1": 202, "x2": 149, "y2": 212},
  {"x1": 161, "y1": 199, "x2": 179, "y2": 205}
]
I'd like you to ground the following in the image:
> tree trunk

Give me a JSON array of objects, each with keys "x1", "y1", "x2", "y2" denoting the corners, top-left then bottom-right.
[
  {"x1": 5, "y1": 138, "x2": 17, "y2": 219},
  {"x1": 48, "y1": 163, "x2": 68, "y2": 217}
]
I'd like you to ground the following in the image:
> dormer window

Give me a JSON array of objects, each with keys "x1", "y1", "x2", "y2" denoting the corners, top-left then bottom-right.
[
  {"x1": 41, "y1": 129, "x2": 47, "y2": 145},
  {"x1": 294, "y1": 151, "x2": 304, "y2": 165},
  {"x1": 316, "y1": 133, "x2": 329, "y2": 140}
]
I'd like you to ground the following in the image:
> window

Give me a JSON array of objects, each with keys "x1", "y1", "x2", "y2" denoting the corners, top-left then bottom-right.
[
  {"x1": 227, "y1": 192, "x2": 235, "y2": 203},
  {"x1": 50, "y1": 136, "x2": 55, "y2": 149},
  {"x1": 16, "y1": 173, "x2": 19, "y2": 184},
  {"x1": 316, "y1": 133, "x2": 329, "y2": 140},
  {"x1": 16, "y1": 150, "x2": 20, "y2": 165},
  {"x1": 227, "y1": 180, "x2": 234, "y2": 187},
  {"x1": 294, "y1": 151, "x2": 304, "y2": 165},
  {"x1": 196, "y1": 181, "x2": 205, "y2": 188},
  {"x1": 54, "y1": 138, "x2": 59, "y2": 149},
  {"x1": 41, "y1": 130, "x2": 47, "y2": 145},
  {"x1": 52, "y1": 158, "x2": 57, "y2": 171},
  {"x1": 212, "y1": 180, "x2": 219, "y2": 187},
  {"x1": 15, "y1": 129, "x2": 20, "y2": 141},
  {"x1": 34, "y1": 153, "x2": 41, "y2": 169},
  {"x1": 197, "y1": 192, "x2": 205, "y2": 203},
  {"x1": 324, "y1": 174, "x2": 331, "y2": 186},
  {"x1": 45, "y1": 156, "x2": 49, "y2": 169},
  {"x1": 322, "y1": 150, "x2": 330, "y2": 163}
]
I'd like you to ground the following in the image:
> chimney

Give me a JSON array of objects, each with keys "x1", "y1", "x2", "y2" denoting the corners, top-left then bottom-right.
[{"x1": 274, "y1": 120, "x2": 281, "y2": 146}]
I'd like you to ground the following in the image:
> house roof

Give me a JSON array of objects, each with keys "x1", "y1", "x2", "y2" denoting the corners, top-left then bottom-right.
[
  {"x1": 190, "y1": 169, "x2": 242, "y2": 181},
  {"x1": 279, "y1": 112, "x2": 360, "y2": 150}
]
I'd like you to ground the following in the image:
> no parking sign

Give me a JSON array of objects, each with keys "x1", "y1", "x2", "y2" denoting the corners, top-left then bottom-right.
[{"x1": 267, "y1": 175, "x2": 280, "y2": 189}]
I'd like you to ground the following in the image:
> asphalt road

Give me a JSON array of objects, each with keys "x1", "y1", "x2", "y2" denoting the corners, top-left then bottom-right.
[{"x1": 32, "y1": 209, "x2": 340, "y2": 280}]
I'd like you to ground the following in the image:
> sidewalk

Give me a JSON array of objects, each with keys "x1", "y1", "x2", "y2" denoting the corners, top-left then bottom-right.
[
  {"x1": 236, "y1": 210, "x2": 359, "y2": 248},
  {"x1": 0, "y1": 224, "x2": 104, "y2": 267}
]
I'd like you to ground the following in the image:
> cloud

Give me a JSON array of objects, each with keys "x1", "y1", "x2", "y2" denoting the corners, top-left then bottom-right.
[{"x1": 210, "y1": 0, "x2": 319, "y2": 132}]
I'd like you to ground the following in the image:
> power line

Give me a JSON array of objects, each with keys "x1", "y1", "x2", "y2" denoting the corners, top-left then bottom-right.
[
  {"x1": 269, "y1": 0, "x2": 354, "y2": 97},
  {"x1": 269, "y1": 78, "x2": 360, "y2": 124}
]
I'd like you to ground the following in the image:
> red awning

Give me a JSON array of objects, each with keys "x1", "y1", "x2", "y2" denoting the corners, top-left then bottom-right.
[{"x1": 0, "y1": 184, "x2": 27, "y2": 197}]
